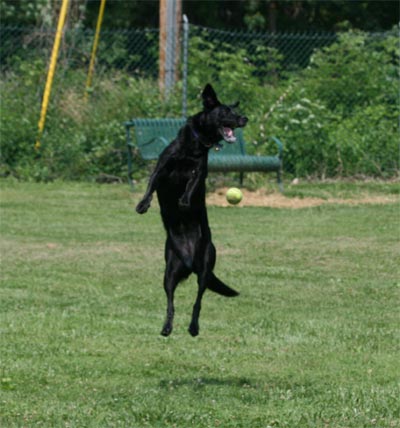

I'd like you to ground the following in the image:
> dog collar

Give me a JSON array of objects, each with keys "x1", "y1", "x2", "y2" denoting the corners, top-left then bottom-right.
[
  {"x1": 193, "y1": 130, "x2": 223, "y2": 151},
  {"x1": 191, "y1": 128, "x2": 213, "y2": 148}
]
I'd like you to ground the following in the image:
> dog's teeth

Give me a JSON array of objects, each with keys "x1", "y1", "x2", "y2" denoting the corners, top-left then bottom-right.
[{"x1": 224, "y1": 127, "x2": 233, "y2": 138}]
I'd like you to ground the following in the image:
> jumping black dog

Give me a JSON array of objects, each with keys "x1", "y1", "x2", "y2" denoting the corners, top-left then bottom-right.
[{"x1": 136, "y1": 84, "x2": 248, "y2": 336}]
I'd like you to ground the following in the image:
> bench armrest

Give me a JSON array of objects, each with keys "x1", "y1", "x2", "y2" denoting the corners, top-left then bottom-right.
[
  {"x1": 125, "y1": 122, "x2": 135, "y2": 148},
  {"x1": 270, "y1": 137, "x2": 284, "y2": 159}
]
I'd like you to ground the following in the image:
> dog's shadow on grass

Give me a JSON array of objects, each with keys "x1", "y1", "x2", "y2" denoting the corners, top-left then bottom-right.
[{"x1": 159, "y1": 377, "x2": 255, "y2": 390}]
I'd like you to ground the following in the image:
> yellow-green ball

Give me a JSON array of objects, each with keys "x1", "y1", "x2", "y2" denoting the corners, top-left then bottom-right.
[{"x1": 226, "y1": 187, "x2": 243, "y2": 205}]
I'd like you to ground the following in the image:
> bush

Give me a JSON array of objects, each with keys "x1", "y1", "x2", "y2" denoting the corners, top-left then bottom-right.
[
  {"x1": 265, "y1": 27, "x2": 399, "y2": 177},
  {"x1": 0, "y1": 67, "x2": 182, "y2": 181},
  {"x1": 328, "y1": 105, "x2": 399, "y2": 177},
  {"x1": 0, "y1": 27, "x2": 398, "y2": 181},
  {"x1": 187, "y1": 33, "x2": 283, "y2": 110}
]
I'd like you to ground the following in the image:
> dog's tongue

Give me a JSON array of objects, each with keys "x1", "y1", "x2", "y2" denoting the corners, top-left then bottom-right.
[{"x1": 224, "y1": 127, "x2": 233, "y2": 138}]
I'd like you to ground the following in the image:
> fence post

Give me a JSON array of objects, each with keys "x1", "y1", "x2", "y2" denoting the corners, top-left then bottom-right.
[{"x1": 182, "y1": 14, "x2": 189, "y2": 118}]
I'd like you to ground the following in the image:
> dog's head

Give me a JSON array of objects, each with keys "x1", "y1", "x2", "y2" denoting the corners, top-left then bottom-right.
[{"x1": 198, "y1": 84, "x2": 248, "y2": 145}]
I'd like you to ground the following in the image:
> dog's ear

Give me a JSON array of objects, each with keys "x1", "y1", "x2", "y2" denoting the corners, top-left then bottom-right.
[{"x1": 202, "y1": 84, "x2": 220, "y2": 110}]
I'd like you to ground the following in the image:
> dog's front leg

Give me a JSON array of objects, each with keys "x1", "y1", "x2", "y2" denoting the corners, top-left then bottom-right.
[
  {"x1": 136, "y1": 156, "x2": 169, "y2": 214},
  {"x1": 178, "y1": 173, "x2": 200, "y2": 209},
  {"x1": 136, "y1": 193, "x2": 153, "y2": 214},
  {"x1": 178, "y1": 162, "x2": 205, "y2": 209}
]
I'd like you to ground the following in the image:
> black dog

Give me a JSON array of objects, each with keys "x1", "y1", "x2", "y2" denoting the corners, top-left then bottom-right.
[{"x1": 136, "y1": 84, "x2": 248, "y2": 336}]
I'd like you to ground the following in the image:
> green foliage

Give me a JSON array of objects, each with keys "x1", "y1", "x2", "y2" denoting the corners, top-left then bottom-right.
[
  {"x1": 1, "y1": 67, "x2": 182, "y2": 181},
  {"x1": 266, "y1": 27, "x2": 399, "y2": 177},
  {"x1": 0, "y1": 59, "x2": 44, "y2": 178},
  {"x1": 266, "y1": 96, "x2": 338, "y2": 177},
  {"x1": 187, "y1": 33, "x2": 283, "y2": 111},
  {"x1": 0, "y1": 28, "x2": 398, "y2": 181},
  {"x1": 6, "y1": 0, "x2": 396, "y2": 32},
  {"x1": 305, "y1": 30, "x2": 399, "y2": 113},
  {"x1": 0, "y1": 0, "x2": 52, "y2": 27},
  {"x1": 328, "y1": 105, "x2": 399, "y2": 176}
]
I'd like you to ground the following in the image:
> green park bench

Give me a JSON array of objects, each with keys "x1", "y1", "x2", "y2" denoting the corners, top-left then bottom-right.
[{"x1": 125, "y1": 118, "x2": 284, "y2": 191}]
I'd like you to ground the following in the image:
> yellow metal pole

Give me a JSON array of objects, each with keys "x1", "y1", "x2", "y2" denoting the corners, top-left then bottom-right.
[
  {"x1": 85, "y1": 0, "x2": 107, "y2": 100},
  {"x1": 35, "y1": 0, "x2": 70, "y2": 150}
]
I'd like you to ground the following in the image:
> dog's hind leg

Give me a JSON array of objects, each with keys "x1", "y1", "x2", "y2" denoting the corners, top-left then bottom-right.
[
  {"x1": 188, "y1": 272, "x2": 208, "y2": 337},
  {"x1": 188, "y1": 242, "x2": 239, "y2": 336},
  {"x1": 189, "y1": 242, "x2": 216, "y2": 337},
  {"x1": 161, "y1": 240, "x2": 191, "y2": 337}
]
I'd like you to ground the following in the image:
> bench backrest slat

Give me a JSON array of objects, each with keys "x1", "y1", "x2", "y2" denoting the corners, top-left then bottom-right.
[{"x1": 127, "y1": 118, "x2": 246, "y2": 160}]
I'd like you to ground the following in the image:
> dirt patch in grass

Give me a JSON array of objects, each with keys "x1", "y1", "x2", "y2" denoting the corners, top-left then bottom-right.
[{"x1": 206, "y1": 187, "x2": 398, "y2": 209}]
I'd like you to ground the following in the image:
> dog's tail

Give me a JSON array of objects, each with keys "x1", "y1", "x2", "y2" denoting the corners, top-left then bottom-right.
[{"x1": 208, "y1": 273, "x2": 239, "y2": 297}]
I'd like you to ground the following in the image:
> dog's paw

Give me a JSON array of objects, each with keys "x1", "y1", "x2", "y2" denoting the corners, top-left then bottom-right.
[
  {"x1": 188, "y1": 322, "x2": 199, "y2": 337},
  {"x1": 136, "y1": 198, "x2": 151, "y2": 214},
  {"x1": 161, "y1": 323, "x2": 173, "y2": 337}
]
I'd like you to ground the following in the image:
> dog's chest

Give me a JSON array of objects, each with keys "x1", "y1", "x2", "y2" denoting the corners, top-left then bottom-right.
[{"x1": 169, "y1": 153, "x2": 206, "y2": 183}]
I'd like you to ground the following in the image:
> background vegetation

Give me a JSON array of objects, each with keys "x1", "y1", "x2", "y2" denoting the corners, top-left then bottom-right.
[
  {"x1": 0, "y1": 1, "x2": 399, "y2": 182},
  {"x1": 1, "y1": 24, "x2": 398, "y2": 182},
  {"x1": 188, "y1": 27, "x2": 399, "y2": 178},
  {"x1": 1, "y1": 0, "x2": 399, "y2": 32}
]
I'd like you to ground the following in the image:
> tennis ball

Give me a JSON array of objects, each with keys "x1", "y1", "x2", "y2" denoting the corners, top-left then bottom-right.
[{"x1": 226, "y1": 187, "x2": 243, "y2": 205}]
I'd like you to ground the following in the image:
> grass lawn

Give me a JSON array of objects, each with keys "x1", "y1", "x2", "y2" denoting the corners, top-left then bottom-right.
[{"x1": 0, "y1": 180, "x2": 399, "y2": 427}]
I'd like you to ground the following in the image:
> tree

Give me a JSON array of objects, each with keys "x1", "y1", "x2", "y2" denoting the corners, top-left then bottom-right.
[
  {"x1": 1, "y1": 0, "x2": 398, "y2": 32},
  {"x1": 243, "y1": 0, "x2": 400, "y2": 33}
]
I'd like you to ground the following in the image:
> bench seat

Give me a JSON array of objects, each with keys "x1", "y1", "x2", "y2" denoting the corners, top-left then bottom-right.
[{"x1": 125, "y1": 118, "x2": 283, "y2": 191}]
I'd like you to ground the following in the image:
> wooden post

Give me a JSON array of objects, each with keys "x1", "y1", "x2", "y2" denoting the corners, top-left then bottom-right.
[
  {"x1": 268, "y1": 1, "x2": 277, "y2": 33},
  {"x1": 159, "y1": 0, "x2": 167, "y2": 92},
  {"x1": 159, "y1": 0, "x2": 182, "y2": 96},
  {"x1": 174, "y1": 0, "x2": 182, "y2": 84}
]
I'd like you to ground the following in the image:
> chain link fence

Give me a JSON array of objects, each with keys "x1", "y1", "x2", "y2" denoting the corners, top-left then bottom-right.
[
  {"x1": 0, "y1": 23, "x2": 340, "y2": 83},
  {"x1": 1, "y1": 23, "x2": 394, "y2": 110},
  {"x1": 189, "y1": 25, "x2": 337, "y2": 71},
  {"x1": 0, "y1": 25, "x2": 159, "y2": 77},
  {"x1": 1, "y1": 22, "x2": 398, "y2": 179}
]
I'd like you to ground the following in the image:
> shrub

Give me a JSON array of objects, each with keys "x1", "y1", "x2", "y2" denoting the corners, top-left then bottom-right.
[
  {"x1": 265, "y1": 27, "x2": 399, "y2": 177},
  {"x1": 187, "y1": 33, "x2": 283, "y2": 113},
  {"x1": 0, "y1": 67, "x2": 182, "y2": 181},
  {"x1": 328, "y1": 105, "x2": 399, "y2": 177},
  {"x1": 0, "y1": 27, "x2": 398, "y2": 181}
]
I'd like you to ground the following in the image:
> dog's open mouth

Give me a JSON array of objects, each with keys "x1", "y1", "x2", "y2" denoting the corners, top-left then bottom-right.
[{"x1": 219, "y1": 126, "x2": 236, "y2": 143}]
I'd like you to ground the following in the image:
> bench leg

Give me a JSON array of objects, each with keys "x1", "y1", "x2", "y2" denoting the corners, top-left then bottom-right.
[
  {"x1": 126, "y1": 125, "x2": 135, "y2": 191},
  {"x1": 127, "y1": 144, "x2": 135, "y2": 191},
  {"x1": 239, "y1": 172, "x2": 244, "y2": 187},
  {"x1": 277, "y1": 169, "x2": 284, "y2": 193}
]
